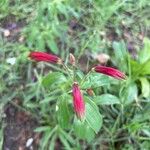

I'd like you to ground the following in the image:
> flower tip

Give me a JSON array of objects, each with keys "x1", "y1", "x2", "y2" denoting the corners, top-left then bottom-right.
[
  {"x1": 69, "y1": 53, "x2": 76, "y2": 65},
  {"x1": 73, "y1": 81, "x2": 78, "y2": 85},
  {"x1": 28, "y1": 52, "x2": 32, "y2": 58},
  {"x1": 57, "y1": 58, "x2": 63, "y2": 64},
  {"x1": 28, "y1": 51, "x2": 37, "y2": 59},
  {"x1": 91, "y1": 67, "x2": 95, "y2": 72},
  {"x1": 77, "y1": 112, "x2": 85, "y2": 121},
  {"x1": 122, "y1": 74, "x2": 128, "y2": 80},
  {"x1": 28, "y1": 52, "x2": 34, "y2": 60}
]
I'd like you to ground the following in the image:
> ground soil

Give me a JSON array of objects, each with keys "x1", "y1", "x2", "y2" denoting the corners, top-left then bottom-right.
[{"x1": 3, "y1": 102, "x2": 40, "y2": 150}]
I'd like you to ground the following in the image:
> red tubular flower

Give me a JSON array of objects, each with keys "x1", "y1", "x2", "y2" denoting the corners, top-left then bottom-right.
[
  {"x1": 28, "y1": 51, "x2": 62, "y2": 64},
  {"x1": 94, "y1": 65, "x2": 126, "y2": 80},
  {"x1": 72, "y1": 82, "x2": 85, "y2": 120}
]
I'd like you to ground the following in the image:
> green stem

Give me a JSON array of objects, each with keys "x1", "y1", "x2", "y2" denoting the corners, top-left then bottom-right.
[
  {"x1": 80, "y1": 69, "x2": 93, "y2": 86},
  {"x1": 62, "y1": 63, "x2": 73, "y2": 81},
  {"x1": 77, "y1": 31, "x2": 96, "y2": 61}
]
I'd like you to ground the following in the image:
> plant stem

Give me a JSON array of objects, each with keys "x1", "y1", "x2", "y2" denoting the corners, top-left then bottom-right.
[
  {"x1": 62, "y1": 63, "x2": 73, "y2": 81},
  {"x1": 80, "y1": 69, "x2": 93, "y2": 86}
]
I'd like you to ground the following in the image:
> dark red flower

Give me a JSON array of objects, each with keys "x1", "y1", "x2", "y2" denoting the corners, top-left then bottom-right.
[
  {"x1": 28, "y1": 52, "x2": 62, "y2": 64},
  {"x1": 94, "y1": 65, "x2": 126, "y2": 80},
  {"x1": 72, "y1": 82, "x2": 85, "y2": 120}
]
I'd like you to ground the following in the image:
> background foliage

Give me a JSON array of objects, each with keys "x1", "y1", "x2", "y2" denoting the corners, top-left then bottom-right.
[{"x1": 0, "y1": 0, "x2": 150, "y2": 149}]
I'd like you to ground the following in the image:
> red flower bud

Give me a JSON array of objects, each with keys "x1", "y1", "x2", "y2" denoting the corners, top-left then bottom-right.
[
  {"x1": 94, "y1": 65, "x2": 126, "y2": 80},
  {"x1": 72, "y1": 82, "x2": 85, "y2": 120},
  {"x1": 28, "y1": 52, "x2": 62, "y2": 64}
]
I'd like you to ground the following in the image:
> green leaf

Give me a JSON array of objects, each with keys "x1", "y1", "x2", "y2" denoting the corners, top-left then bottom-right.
[
  {"x1": 140, "y1": 77, "x2": 150, "y2": 98},
  {"x1": 49, "y1": 134, "x2": 57, "y2": 150},
  {"x1": 57, "y1": 94, "x2": 72, "y2": 129},
  {"x1": 121, "y1": 83, "x2": 138, "y2": 105},
  {"x1": 85, "y1": 98, "x2": 102, "y2": 133},
  {"x1": 130, "y1": 59, "x2": 150, "y2": 77},
  {"x1": 40, "y1": 128, "x2": 55, "y2": 150},
  {"x1": 0, "y1": 124, "x2": 4, "y2": 149},
  {"x1": 127, "y1": 83, "x2": 138, "y2": 102},
  {"x1": 82, "y1": 73, "x2": 113, "y2": 89},
  {"x1": 94, "y1": 94, "x2": 120, "y2": 105},
  {"x1": 139, "y1": 38, "x2": 150, "y2": 63},
  {"x1": 59, "y1": 129, "x2": 75, "y2": 145},
  {"x1": 141, "y1": 60, "x2": 150, "y2": 75},
  {"x1": 76, "y1": 70, "x2": 84, "y2": 80},
  {"x1": 34, "y1": 126, "x2": 51, "y2": 132},
  {"x1": 36, "y1": 35, "x2": 45, "y2": 50},
  {"x1": 112, "y1": 40, "x2": 128, "y2": 71},
  {"x1": 26, "y1": 102, "x2": 39, "y2": 108},
  {"x1": 59, "y1": 134, "x2": 72, "y2": 150},
  {"x1": 39, "y1": 96, "x2": 58, "y2": 104},
  {"x1": 47, "y1": 38, "x2": 59, "y2": 54},
  {"x1": 113, "y1": 40, "x2": 127, "y2": 59},
  {"x1": 42, "y1": 72, "x2": 66, "y2": 88},
  {"x1": 74, "y1": 119, "x2": 95, "y2": 142},
  {"x1": 125, "y1": 122, "x2": 142, "y2": 133},
  {"x1": 130, "y1": 59, "x2": 140, "y2": 74}
]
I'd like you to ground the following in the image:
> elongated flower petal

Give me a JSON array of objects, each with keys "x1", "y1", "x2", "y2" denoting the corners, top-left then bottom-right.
[
  {"x1": 94, "y1": 65, "x2": 126, "y2": 79},
  {"x1": 72, "y1": 82, "x2": 85, "y2": 120},
  {"x1": 28, "y1": 52, "x2": 62, "y2": 64}
]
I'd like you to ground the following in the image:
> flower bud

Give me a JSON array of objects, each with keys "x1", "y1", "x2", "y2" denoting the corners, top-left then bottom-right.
[
  {"x1": 28, "y1": 51, "x2": 62, "y2": 64},
  {"x1": 72, "y1": 82, "x2": 85, "y2": 120},
  {"x1": 94, "y1": 65, "x2": 126, "y2": 80}
]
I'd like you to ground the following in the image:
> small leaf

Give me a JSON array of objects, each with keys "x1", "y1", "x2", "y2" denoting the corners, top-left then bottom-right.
[
  {"x1": 140, "y1": 77, "x2": 150, "y2": 98},
  {"x1": 94, "y1": 94, "x2": 120, "y2": 105},
  {"x1": 85, "y1": 98, "x2": 102, "y2": 133},
  {"x1": 34, "y1": 126, "x2": 51, "y2": 132},
  {"x1": 42, "y1": 72, "x2": 66, "y2": 88}
]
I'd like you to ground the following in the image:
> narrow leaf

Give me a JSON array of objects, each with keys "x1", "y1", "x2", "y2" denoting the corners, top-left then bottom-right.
[{"x1": 34, "y1": 126, "x2": 51, "y2": 132}]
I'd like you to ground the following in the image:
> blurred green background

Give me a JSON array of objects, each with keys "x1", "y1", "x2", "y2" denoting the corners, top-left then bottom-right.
[{"x1": 0, "y1": 0, "x2": 150, "y2": 149}]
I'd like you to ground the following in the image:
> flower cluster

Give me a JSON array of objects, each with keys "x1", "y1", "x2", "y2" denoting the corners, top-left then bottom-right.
[{"x1": 29, "y1": 51, "x2": 126, "y2": 120}]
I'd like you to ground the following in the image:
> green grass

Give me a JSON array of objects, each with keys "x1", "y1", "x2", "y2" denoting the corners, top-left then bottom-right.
[{"x1": 0, "y1": 0, "x2": 150, "y2": 149}]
